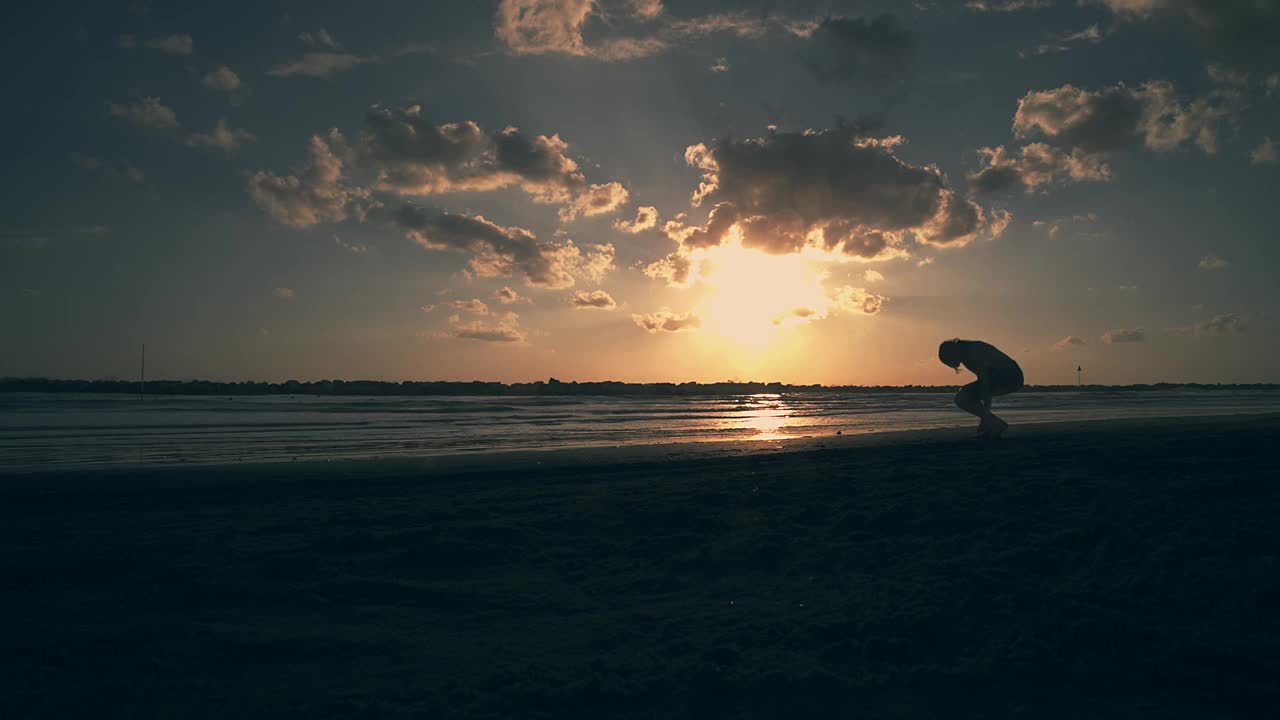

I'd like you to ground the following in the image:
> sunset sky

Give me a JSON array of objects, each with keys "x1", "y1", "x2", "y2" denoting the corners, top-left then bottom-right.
[{"x1": 3, "y1": 0, "x2": 1278, "y2": 385}]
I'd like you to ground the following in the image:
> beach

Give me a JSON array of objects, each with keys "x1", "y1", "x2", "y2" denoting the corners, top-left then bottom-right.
[{"x1": 4, "y1": 414, "x2": 1280, "y2": 718}]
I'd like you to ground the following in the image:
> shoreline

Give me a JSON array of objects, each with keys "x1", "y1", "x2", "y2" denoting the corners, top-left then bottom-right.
[{"x1": 6, "y1": 411, "x2": 1278, "y2": 486}]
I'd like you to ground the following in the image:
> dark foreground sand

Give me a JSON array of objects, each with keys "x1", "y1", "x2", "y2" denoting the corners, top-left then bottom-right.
[{"x1": 3, "y1": 415, "x2": 1280, "y2": 719}]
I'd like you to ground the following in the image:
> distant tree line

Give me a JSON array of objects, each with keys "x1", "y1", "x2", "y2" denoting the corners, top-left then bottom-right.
[{"x1": 2, "y1": 377, "x2": 1277, "y2": 397}]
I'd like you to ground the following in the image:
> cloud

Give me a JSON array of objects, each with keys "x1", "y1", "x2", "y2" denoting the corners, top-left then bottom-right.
[
  {"x1": 397, "y1": 205, "x2": 614, "y2": 288},
  {"x1": 1097, "y1": 0, "x2": 1280, "y2": 71},
  {"x1": 298, "y1": 29, "x2": 340, "y2": 49},
  {"x1": 0, "y1": 232, "x2": 50, "y2": 250},
  {"x1": 333, "y1": 235, "x2": 368, "y2": 254},
  {"x1": 273, "y1": 287, "x2": 295, "y2": 299},
  {"x1": 1053, "y1": 335, "x2": 1087, "y2": 350},
  {"x1": 493, "y1": 0, "x2": 804, "y2": 62},
  {"x1": 803, "y1": 15, "x2": 916, "y2": 85},
  {"x1": 145, "y1": 34, "x2": 193, "y2": 55},
  {"x1": 1013, "y1": 81, "x2": 1233, "y2": 155},
  {"x1": 966, "y1": 0, "x2": 1051, "y2": 10},
  {"x1": 680, "y1": 127, "x2": 1002, "y2": 255},
  {"x1": 354, "y1": 104, "x2": 627, "y2": 219},
  {"x1": 969, "y1": 143, "x2": 1110, "y2": 195},
  {"x1": 201, "y1": 66, "x2": 241, "y2": 91},
  {"x1": 1101, "y1": 327, "x2": 1145, "y2": 343},
  {"x1": 642, "y1": 252, "x2": 694, "y2": 287},
  {"x1": 1251, "y1": 137, "x2": 1278, "y2": 165},
  {"x1": 863, "y1": 269, "x2": 884, "y2": 283},
  {"x1": 1184, "y1": 312, "x2": 1245, "y2": 336},
  {"x1": 831, "y1": 286, "x2": 886, "y2": 315},
  {"x1": 614, "y1": 205, "x2": 658, "y2": 233},
  {"x1": 68, "y1": 152, "x2": 145, "y2": 183},
  {"x1": 495, "y1": 0, "x2": 595, "y2": 57},
  {"x1": 633, "y1": 309, "x2": 700, "y2": 333},
  {"x1": 108, "y1": 97, "x2": 178, "y2": 130},
  {"x1": 186, "y1": 119, "x2": 256, "y2": 151},
  {"x1": 1029, "y1": 23, "x2": 1104, "y2": 56},
  {"x1": 494, "y1": 286, "x2": 529, "y2": 304},
  {"x1": 559, "y1": 182, "x2": 629, "y2": 221},
  {"x1": 268, "y1": 53, "x2": 372, "y2": 78},
  {"x1": 447, "y1": 298, "x2": 490, "y2": 314},
  {"x1": 1198, "y1": 252, "x2": 1229, "y2": 270},
  {"x1": 248, "y1": 131, "x2": 375, "y2": 227},
  {"x1": 447, "y1": 311, "x2": 527, "y2": 342},
  {"x1": 569, "y1": 289, "x2": 617, "y2": 309}
]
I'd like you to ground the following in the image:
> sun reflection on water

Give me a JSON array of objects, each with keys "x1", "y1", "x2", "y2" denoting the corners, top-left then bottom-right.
[{"x1": 735, "y1": 394, "x2": 793, "y2": 440}]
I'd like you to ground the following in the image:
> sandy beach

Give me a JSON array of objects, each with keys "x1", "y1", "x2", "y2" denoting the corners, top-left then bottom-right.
[{"x1": 4, "y1": 414, "x2": 1280, "y2": 718}]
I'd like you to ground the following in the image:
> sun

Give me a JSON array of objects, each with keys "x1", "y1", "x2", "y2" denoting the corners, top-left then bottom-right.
[{"x1": 695, "y1": 238, "x2": 829, "y2": 349}]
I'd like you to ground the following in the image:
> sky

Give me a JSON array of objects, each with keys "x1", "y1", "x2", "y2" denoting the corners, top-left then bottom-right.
[{"x1": 2, "y1": 0, "x2": 1278, "y2": 385}]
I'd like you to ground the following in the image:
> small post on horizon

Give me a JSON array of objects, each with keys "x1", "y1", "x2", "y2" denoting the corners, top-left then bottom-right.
[
  {"x1": 1077, "y1": 365, "x2": 1082, "y2": 387},
  {"x1": 140, "y1": 343, "x2": 146, "y2": 401}
]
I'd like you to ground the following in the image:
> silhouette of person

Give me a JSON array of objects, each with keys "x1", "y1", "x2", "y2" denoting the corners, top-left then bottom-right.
[{"x1": 938, "y1": 339, "x2": 1024, "y2": 438}]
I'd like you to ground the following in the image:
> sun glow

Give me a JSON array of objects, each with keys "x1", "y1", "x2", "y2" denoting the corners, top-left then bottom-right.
[{"x1": 695, "y1": 238, "x2": 830, "y2": 349}]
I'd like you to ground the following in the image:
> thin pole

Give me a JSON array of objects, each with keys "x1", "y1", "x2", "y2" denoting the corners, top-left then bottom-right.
[
  {"x1": 140, "y1": 344, "x2": 146, "y2": 401},
  {"x1": 1077, "y1": 365, "x2": 1082, "y2": 387}
]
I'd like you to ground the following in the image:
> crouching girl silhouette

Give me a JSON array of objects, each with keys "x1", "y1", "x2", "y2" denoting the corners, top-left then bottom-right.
[{"x1": 938, "y1": 339, "x2": 1024, "y2": 438}]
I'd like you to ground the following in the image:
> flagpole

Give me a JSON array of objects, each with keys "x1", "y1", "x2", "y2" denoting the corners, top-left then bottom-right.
[{"x1": 140, "y1": 344, "x2": 146, "y2": 401}]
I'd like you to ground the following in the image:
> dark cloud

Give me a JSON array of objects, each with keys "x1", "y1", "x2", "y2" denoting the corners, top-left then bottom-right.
[
  {"x1": 396, "y1": 205, "x2": 614, "y2": 288},
  {"x1": 803, "y1": 15, "x2": 916, "y2": 85},
  {"x1": 1100, "y1": 0, "x2": 1280, "y2": 71},
  {"x1": 966, "y1": 0, "x2": 1052, "y2": 11},
  {"x1": 493, "y1": 0, "x2": 795, "y2": 62},
  {"x1": 356, "y1": 104, "x2": 627, "y2": 219},
  {"x1": 663, "y1": 202, "x2": 741, "y2": 249},
  {"x1": 1101, "y1": 327, "x2": 1145, "y2": 343},
  {"x1": 569, "y1": 289, "x2": 617, "y2": 309},
  {"x1": 633, "y1": 309, "x2": 700, "y2": 332},
  {"x1": 969, "y1": 143, "x2": 1110, "y2": 195},
  {"x1": 1013, "y1": 81, "x2": 1233, "y2": 155},
  {"x1": 680, "y1": 128, "x2": 1002, "y2": 254}
]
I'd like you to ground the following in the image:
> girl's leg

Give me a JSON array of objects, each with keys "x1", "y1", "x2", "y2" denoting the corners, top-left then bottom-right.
[{"x1": 954, "y1": 382, "x2": 989, "y2": 420}]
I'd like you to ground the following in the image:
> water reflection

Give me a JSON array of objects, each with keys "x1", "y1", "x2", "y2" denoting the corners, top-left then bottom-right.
[{"x1": 735, "y1": 394, "x2": 793, "y2": 440}]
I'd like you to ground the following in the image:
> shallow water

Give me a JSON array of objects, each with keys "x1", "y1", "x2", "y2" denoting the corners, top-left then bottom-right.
[{"x1": 2, "y1": 389, "x2": 1279, "y2": 472}]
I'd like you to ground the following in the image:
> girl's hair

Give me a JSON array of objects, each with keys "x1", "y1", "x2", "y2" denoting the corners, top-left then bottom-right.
[{"x1": 938, "y1": 339, "x2": 963, "y2": 370}]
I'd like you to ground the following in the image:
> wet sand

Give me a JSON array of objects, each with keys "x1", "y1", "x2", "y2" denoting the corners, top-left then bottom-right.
[{"x1": 3, "y1": 414, "x2": 1280, "y2": 718}]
